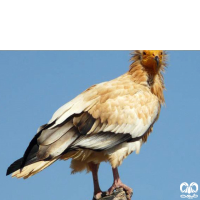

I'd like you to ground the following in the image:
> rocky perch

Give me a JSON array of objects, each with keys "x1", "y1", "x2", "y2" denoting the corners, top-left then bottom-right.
[{"x1": 93, "y1": 188, "x2": 133, "y2": 200}]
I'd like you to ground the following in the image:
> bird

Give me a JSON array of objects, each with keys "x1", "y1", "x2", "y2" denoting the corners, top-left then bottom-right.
[{"x1": 7, "y1": 50, "x2": 167, "y2": 200}]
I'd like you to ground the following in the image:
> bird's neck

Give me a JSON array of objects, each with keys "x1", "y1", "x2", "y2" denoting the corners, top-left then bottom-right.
[{"x1": 128, "y1": 61, "x2": 165, "y2": 104}]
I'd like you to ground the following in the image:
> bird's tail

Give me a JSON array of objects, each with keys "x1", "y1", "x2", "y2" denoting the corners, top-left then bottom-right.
[
  {"x1": 6, "y1": 131, "x2": 59, "y2": 179},
  {"x1": 6, "y1": 157, "x2": 58, "y2": 179}
]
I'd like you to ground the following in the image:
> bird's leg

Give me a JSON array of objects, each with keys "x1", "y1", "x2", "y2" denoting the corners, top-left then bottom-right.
[
  {"x1": 88, "y1": 162, "x2": 102, "y2": 200},
  {"x1": 107, "y1": 167, "x2": 133, "y2": 199}
]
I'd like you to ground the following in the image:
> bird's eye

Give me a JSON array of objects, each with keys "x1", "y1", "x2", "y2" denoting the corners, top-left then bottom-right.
[
  {"x1": 160, "y1": 52, "x2": 163, "y2": 55},
  {"x1": 143, "y1": 52, "x2": 146, "y2": 55}
]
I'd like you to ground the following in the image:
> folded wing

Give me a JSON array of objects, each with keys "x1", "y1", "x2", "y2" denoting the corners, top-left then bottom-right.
[
  {"x1": 36, "y1": 78, "x2": 160, "y2": 160},
  {"x1": 10, "y1": 77, "x2": 160, "y2": 175}
]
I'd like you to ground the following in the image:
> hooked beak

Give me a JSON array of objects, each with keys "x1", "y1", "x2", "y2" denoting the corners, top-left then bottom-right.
[{"x1": 154, "y1": 56, "x2": 159, "y2": 66}]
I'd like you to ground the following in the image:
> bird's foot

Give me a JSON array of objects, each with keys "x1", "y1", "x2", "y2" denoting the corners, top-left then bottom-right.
[
  {"x1": 93, "y1": 191, "x2": 103, "y2": 200},
  {"x1": 107, "y1": 180, "x2": 133, "y2": 200}
]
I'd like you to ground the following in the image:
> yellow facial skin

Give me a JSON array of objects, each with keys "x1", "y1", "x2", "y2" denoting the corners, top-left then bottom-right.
[{"x1": 141, "y1": 50, "x2": 163, "y2": 73}]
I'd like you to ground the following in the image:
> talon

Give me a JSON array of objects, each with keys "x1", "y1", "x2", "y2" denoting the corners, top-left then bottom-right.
[
  {"x1": 126, "y1": 190, "x2": 133, "y2": 200},
  {"x1": 93, "y1": 192, "x2": 102, "y2": 200}
]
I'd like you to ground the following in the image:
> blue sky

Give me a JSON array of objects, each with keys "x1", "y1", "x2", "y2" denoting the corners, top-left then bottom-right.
[{"x1": 1, "y1": 51, "x2": 200, "y2": 200}]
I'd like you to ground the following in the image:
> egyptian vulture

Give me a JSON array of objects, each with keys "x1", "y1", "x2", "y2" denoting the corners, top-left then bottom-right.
[{"x1": 7, "y1": 50, "x2": 166, "y2": 200}]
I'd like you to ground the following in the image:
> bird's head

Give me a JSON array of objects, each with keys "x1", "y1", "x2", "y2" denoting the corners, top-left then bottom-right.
[
  {"x1": 130, "y1": 50, "x2": 166, "y2": 74},
  {"x1": 141, "y1": 50, "x2": 164, "y2": 73}
]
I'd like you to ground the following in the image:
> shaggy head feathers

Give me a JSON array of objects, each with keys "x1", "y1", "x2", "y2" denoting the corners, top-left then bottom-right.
[{"x1": 130, "y1": 50, "x2": 167, "y2": 73}]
